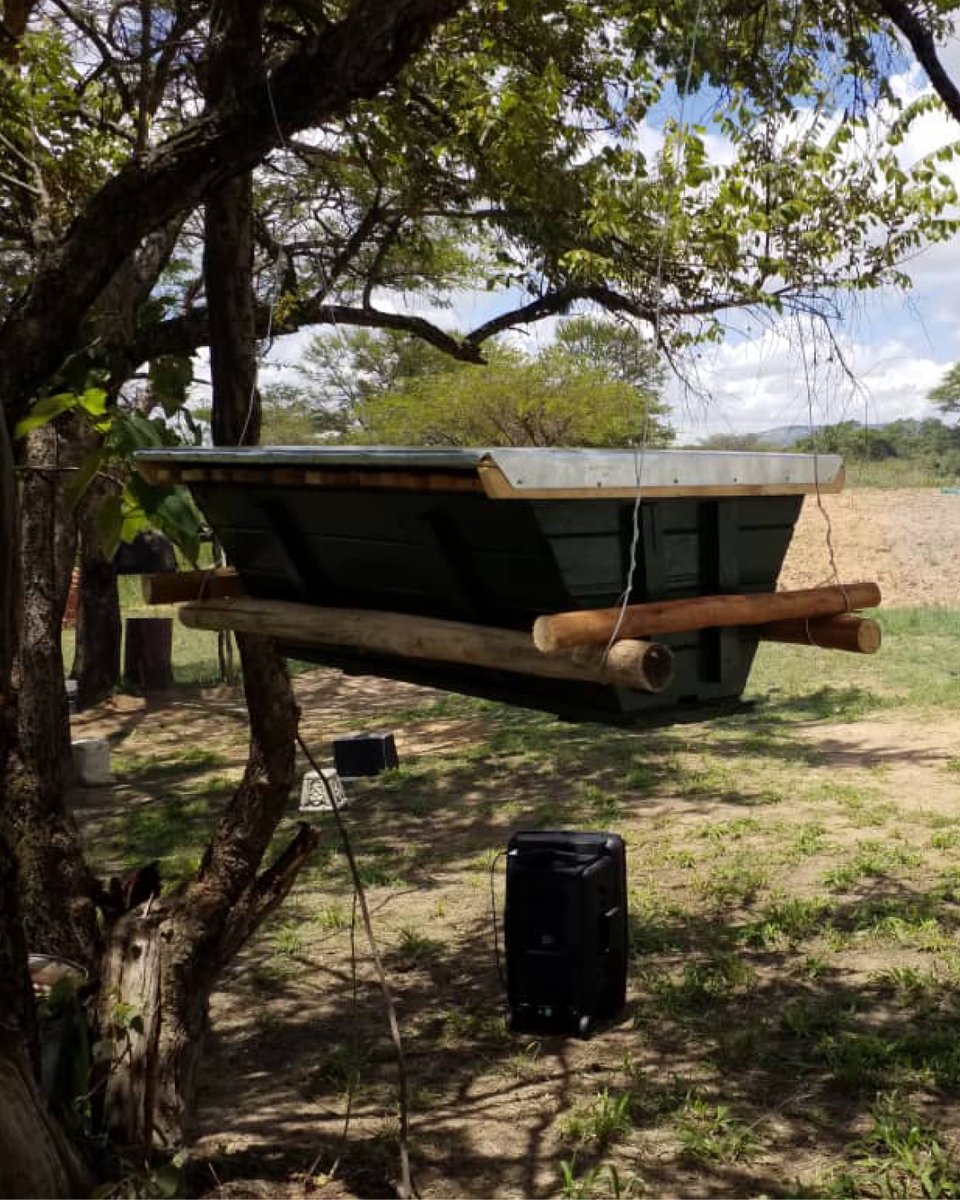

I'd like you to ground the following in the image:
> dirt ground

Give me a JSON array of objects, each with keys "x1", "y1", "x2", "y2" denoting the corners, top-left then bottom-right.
[
  {"x1": 780, "y1": 487, "x2": 960, "y2": 606},
  {"x1": 67, "y1": 486, "x2": 960, "y2": 1198}
]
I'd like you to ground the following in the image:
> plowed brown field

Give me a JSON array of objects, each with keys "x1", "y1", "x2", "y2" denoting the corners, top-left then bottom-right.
[{"x1": 780, "y1": 486, "x2": 960, "y2": 607}]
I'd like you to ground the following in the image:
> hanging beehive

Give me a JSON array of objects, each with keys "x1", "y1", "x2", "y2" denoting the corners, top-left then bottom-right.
[{"x1": 134, "y1": 445, "x2": 875, "y2": 725}]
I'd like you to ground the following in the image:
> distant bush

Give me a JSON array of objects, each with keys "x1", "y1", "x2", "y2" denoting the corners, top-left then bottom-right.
[{"x1": 795, "y1": 418, "x2": 960, "y2": 484}]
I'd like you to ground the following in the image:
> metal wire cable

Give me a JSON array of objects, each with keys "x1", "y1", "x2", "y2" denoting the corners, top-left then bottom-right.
[{"x1": 603, "y1": 0, "x2": 706, "y2": 662}]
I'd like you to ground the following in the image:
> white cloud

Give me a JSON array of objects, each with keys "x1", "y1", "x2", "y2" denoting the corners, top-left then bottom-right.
[{"x1": 668, "y1": 315, "x2": 953, "y2": 441}]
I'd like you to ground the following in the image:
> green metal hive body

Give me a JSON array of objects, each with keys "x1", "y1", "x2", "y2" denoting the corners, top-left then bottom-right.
[{"x1": 135, "y1": 447, "x2": 843, "y2": 725}]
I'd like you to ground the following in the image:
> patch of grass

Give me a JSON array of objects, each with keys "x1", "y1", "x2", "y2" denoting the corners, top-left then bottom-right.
[
  {"x1": 114, "y1": 746, "x2": 230, "y2": 781},
  {"x1": 742, "y1": 895, "x2": 834, "y2": 949},
  {"x1": 558, "y1": 1089, "x2": 634, "y2": 1149},
  {"x1": 271, "y1": 925, "x2": 304, "y2": 957},
  {"x1": 824, "y1": 1092, "x2": 960, "y2": 1198},
  {"x1": 639, "y1": 953, "x2": 756, "y2": 1018},
  {"x1": 698, "y1": 817, "x2": 762, "y2": 844},
  {"x1": 557, "y1": 1159, "x2": 646, "y2": 1200},
  {"x1": 441, "y1": 1008, "x2": 508, "y2": 1045},
  {"x1": 579, "y1": 783, "x2": 624, "y2": 824},
  {"x1": 312, "y1": 901, "x2": 350, "y2": 932},
  {"x1": 822, "y1": 840, "x2": 921, "y2": 891},
  {"x1": 242, "y1": 960, "x2": 293, "y2": 995},
  {"x1": 674, "y1": 1092, "x2": 759, "y2": 1164},
  {"x1": 932, "y1": 827, "x2": 960, "y2": 850},
  {"x1": 784, "y1": 821, "x2": 830, "y2": 862},
  {"x1": 389, "y1": 927, "x2": 444, "y2": 971},
  {"x1": 695, "y1": 853, "x2": 767, "y2": 909}
]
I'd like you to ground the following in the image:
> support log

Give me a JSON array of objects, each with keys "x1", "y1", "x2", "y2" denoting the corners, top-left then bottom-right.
[
  {"x1": 758, "y1": 614, "x2": 881, "y2": 654},
  {"x1": 532, "y1": 582, "x2": 882, "y2": 653},
  {"x1": 141, "y1": 567, "x2": 244, "y2": 605},
  {"x1": 179, "y1": 598, "x2": 675, "y2": 693}
]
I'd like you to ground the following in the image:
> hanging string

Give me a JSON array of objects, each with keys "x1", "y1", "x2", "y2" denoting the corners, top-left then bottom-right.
[{"x1": 602, "y1": 0, "x2": 706, "y2": 663}]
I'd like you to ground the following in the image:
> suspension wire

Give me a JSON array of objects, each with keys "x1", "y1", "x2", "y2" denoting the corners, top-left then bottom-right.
[
  {"x1": 297, "y1": 734, "x2": 419, "y2": 1200},
  {"x1": 237, "y1": 68, "x2": 298, "y2": 447},
  {"x1": 602, "y1": 0, "x2": 706, "y2": 663}
]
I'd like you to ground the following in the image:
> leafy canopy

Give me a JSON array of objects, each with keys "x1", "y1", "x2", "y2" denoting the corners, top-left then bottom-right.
[{"x1": 350, "y1": 335, "x2": 672, "y2": 448}]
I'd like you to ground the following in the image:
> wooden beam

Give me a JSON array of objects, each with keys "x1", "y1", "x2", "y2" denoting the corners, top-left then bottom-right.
[
  {"x1": 758, "y1": 614, "x2": 881, "y2": 654},
  {"x1": 142, "y1": 568, "x2": 244, "y2": 605},
  {"x1": 532, "y1": 582, "x2": 882, "y2": 653},
  {"x1": 178, "y1": 598, "x2": 675, "y2": 693}
]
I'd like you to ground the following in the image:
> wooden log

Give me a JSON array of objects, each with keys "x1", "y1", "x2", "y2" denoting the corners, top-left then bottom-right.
[
  {"x1": 758, "y1": 614, "x2": 881, "y2": 654},
  {"x1": 532, "y1": 582, "x2": 882, "y2": 653},
  {"x1": 141, "y1": 568, "x2": 244, "y2": 605},
  {"x1": 178, "y1": 598, "x2": 675, "y2": 693}
]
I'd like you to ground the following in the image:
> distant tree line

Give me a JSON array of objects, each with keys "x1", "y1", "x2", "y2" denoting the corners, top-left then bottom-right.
[{"x1": 700, "y1": 419, "x2": 960, "y2": 478}]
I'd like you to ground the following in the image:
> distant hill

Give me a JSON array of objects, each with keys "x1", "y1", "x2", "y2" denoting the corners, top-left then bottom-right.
[{"x1": 755, "y1": 425, "x2": 820, "y2": 447}]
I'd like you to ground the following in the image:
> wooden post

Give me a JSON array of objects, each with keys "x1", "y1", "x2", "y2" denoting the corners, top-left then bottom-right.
[
  {"x1": 178, "y1": 598, "x2": 675, "y2": 694},
  {"x1": 123, "y1": 618, "x2": 174, "y2": 692},
  {"x1": 532, "y1": 582, "x2": 882, "y2": 653}
]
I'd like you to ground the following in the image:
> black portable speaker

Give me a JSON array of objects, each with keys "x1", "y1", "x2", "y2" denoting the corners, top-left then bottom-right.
[
  {"x1": 332, "y1": 732, "x2": 399, "y2": 778},
  {"x1": 503, "y1": 830, "x2": 628, "y2": 1036}
]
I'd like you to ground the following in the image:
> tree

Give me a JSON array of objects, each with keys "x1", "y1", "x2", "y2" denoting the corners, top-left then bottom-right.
[
  {"x1": 696, "y1": 432, "x2": 777, "y2": 451},
  {"x1": 929, "y1": 362, "x2": 960, "y2": 420},
  {"x1": 352, "y1": 335, "x2": 672, "y2": 447},
  {"x1": 4, "y1": 1, "x2": 960, "y2": 1193}
]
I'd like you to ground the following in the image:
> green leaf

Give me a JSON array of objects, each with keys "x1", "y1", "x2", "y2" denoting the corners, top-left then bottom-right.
[
  {"x1": 149, "y1": 356, "x2": 193, "y2": 417},
  {"x1": 95, "y1": 494, "x2": 124, "y2": 559},
  {"x1": 154, "y1": 1165, "x2": 181, "y2": 1199},
  {"x1": 63, "y1": 447, "x2": 105, "y2": 512},
  {"x1": 76, "y1": 386, "x2": 107, "y2": 418},
  {"x1": 14, "y1": 392, "x2": 77, "y2": 439}
]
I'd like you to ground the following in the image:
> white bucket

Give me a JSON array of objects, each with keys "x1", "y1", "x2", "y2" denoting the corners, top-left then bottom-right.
[
  {"x1": 72, "y1": 738, "x2": 112, "y2": 786},
  {"x1": 299, "y1": 768, "x2": 348, "y2": 812}
]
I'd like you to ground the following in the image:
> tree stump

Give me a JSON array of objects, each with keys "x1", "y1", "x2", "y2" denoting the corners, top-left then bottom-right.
[{"x1": 123, "y1": 618, "x2": 174, "y2": 693}]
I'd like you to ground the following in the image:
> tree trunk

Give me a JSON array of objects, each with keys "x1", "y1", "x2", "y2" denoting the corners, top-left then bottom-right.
[
  {"x1": 9, "y1": 426, "x2": 101, "y2": 966},
  {"x1": 96, "y1": 4, "x2": 312, "y2": 1151},
  {"x1": 71, "y1": 479, "x2": 122, "y2": 710},
  {"x1": 0, "y1": 1029, "x2": 84, "y2": 1198},
  {"x1": 99, "y1": 635, "x2": 310, "y2": 1147},
  {"x1": 123, "y1": 618, "x2": 175, "y2": 692},
  {"x1": 0, "y1": 431, "x2": 91, "y2": 1199}
]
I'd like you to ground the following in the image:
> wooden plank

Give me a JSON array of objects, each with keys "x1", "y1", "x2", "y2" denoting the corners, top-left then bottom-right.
[
  {"x1": 178, "y1": 598, "x2": 675, "y2": 693},
  {"x1": 533, "y1": 582, "x2": 882, "y2": 652},
  {"x1": 142, "y1": 569, "x2": 244, "y2": 605},
  {"x1": 144, "y1": 465, "x2": 485, "y2": 493}
]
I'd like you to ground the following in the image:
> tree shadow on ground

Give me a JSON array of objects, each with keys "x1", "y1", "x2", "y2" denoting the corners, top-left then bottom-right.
[{"x1": 192, "y1": 872, "x2": 960, "y2": 1199}]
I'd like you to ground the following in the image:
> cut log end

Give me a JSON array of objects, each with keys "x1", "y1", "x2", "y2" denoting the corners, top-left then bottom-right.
[
  {"x1": 759, "y1": 614, "x2": 881, "y2": 655},
  {"x1": 577, "y1": 638, "x2": 675, "y2": 693}
]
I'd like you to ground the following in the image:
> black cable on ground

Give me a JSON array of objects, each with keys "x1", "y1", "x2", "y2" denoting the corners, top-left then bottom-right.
[{"x1": 297, "y1": 733, "x2": 418, "y2": 1199}]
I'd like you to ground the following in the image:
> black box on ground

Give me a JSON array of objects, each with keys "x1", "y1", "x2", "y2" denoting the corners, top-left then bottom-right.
[
  {"x1": 332, "y1": 732, "x2": 399, "y2": 778},
  {"x1": 504, "y1": 830, "x2": 627, "y2": 1036}
]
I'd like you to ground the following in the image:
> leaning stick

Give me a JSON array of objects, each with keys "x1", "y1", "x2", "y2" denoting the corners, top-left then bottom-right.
[
  {"x1": 179, "y1": 598, "x2": 675, "y2": 693},
  {"x1": 532, "y1": 582, "x2": 881, "y2": 653},
  {"x1": 758, "y1": 614, "x2": 881, "y2": 655}
]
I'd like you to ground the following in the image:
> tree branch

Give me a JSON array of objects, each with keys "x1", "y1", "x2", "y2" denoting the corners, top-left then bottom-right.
[
  {"x1": 873, "y1": 0, "x2": 960, "y2": 125},
  {"x1": 217, "y1": 822, "x2": 321, "y2": 961},
  {"x1": 0, "y1": 0, "x2": 468, "y2": 429}
]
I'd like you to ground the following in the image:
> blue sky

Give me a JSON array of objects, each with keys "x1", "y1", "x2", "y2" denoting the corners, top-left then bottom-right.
[{"x1": 259, "y1": 37, "x2": 960, "y2": 444}]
